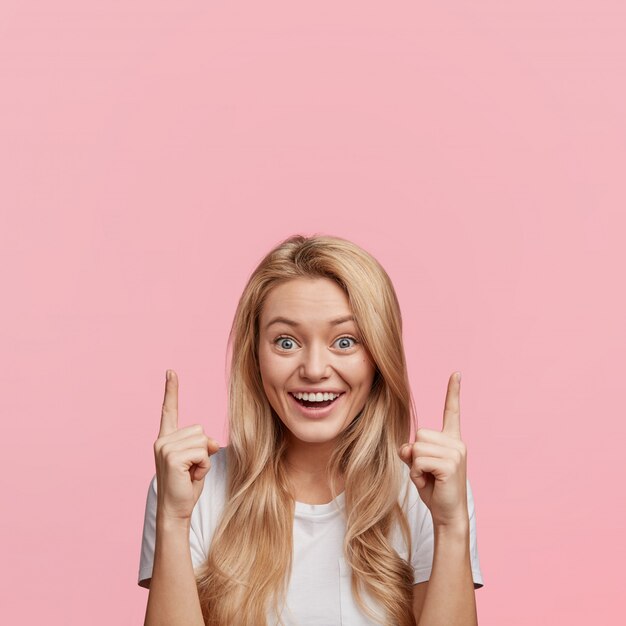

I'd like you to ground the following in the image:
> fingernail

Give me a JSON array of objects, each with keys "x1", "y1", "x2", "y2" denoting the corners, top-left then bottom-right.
[
  {"x1": 166, "y1": 370, "x2": 171, "y2": 381},
  {"x1": 456, "y1": 371, "x2": 461, "y2": 383}
]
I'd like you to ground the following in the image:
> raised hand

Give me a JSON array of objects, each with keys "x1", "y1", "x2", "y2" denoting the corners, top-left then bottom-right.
[
  {"x1": 399, "y1": 372, "x2": 469, "y2": 528},
  {"x1": 153, "y1": 370, "x2": 221, "y2": 521}
]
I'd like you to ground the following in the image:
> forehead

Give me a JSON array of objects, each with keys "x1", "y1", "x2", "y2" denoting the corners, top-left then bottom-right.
[{"x1": 260, "y1": 277, "x2": 352, "y2": 324}]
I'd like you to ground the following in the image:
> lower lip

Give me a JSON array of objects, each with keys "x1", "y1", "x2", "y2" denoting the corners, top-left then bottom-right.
[{"x1": 288, "y1": 393, "x2": 344, "y2": 419}]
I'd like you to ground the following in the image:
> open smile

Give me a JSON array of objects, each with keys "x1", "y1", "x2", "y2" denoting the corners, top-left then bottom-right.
[{"x1": 287, "y1": 392, "x2": 345, "y2": 419}]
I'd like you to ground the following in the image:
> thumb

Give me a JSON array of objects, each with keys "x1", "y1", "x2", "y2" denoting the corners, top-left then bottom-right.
[{"x1": 398, "y1": 443, "x2": 413, "y2": 466}]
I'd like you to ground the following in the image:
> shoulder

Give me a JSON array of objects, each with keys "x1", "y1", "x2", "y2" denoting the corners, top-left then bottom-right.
[
  {"x1": 185, "y1": 446, "x2": 230, "y2": 561},
  {"x1": 209, "y1": 445, "x2": 229, "y2": 479},
  {"x1": 387, "y1": 463, "x2": 429, "y2": 558}
]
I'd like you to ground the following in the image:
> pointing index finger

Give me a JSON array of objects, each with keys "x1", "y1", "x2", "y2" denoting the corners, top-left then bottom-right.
[
  {"x1": 442, "y1": 371, "x2": 461, "y2": 439},
  {"x1": 159, "y1": 369, "x2": 179, "y2": 437}
]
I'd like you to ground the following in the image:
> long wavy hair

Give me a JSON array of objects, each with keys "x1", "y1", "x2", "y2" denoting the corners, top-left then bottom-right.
[{"x1": 195, "y1": 234, "x2": 417, "y2": 625}]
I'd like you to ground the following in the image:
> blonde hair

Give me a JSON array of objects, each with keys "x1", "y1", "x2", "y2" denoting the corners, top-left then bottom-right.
[{"x1": 195, "y1": 234, "x2": 417, "y2": 625}]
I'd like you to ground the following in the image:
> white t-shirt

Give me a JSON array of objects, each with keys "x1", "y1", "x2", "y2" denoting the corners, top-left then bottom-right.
[{"x1": 138, "y1": 446, "x2": 484, "y2": 625}]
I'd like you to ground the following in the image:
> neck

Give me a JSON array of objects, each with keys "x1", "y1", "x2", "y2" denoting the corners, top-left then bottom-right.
[
  {"x1": 283, "y1": 435, "x2": 345, "y2": 502},
  {"x1": 284, "y1": 435, "x2": 336, "y2": 475}
]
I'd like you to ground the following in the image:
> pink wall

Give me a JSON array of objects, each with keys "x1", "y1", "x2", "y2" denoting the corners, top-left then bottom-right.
[{"x1": 2, "y1": 1, "x2": 624, "y2": 624}]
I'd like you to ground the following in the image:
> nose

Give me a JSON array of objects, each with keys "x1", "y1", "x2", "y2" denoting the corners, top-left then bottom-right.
[{"x1": 299, "y1": 342, "x2": 331, "y2": 381}]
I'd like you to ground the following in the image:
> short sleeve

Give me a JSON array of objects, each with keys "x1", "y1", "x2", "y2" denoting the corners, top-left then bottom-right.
[
  {"x1": 411, "y1": 478, "x2": 484, "y2": 589},
  {"x1": 137, "y1": 474, "x2": 207, "y2": 589}
]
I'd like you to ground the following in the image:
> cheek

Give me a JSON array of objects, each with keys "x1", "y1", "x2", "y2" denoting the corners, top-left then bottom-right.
[
  {"x1": 258, "y1": 349, "x2": 288, "y2": 390},
  {"x1": 345, "y1": 356, "x2": 376, "y2": 385}
]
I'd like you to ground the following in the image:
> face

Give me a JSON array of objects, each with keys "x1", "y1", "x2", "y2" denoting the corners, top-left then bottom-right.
[{"x1": 258, "y1": 277, "x2": 377, "y2": 449}]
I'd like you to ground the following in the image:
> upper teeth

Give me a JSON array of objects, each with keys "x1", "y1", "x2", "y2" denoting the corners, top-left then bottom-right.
[{"x1": 292, "y1": 392, "x2": 340, "y2": 402}]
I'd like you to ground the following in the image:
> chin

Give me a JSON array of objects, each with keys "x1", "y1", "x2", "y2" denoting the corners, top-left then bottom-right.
[{"x1": 285, "y1": 422, "x2": 346, "y2": 445}]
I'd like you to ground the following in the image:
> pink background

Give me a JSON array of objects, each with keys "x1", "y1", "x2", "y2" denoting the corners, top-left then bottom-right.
[{"x1": 2, "y1": 1, "x2": 624, "y2": 624}]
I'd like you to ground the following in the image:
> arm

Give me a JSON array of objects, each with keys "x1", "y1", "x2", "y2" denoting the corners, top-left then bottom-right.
[
  {"x1": 144, "y1": 370, "x2": 219, "y2": 626},
  {"x1": 402, "y1": 372, "x2": 480, "y2": 625},
  {"x1": 413, "y1": 521, "x2": 477, "y2": 626},
  {"x1": 144, "y1": 514, "x2": 205, "y2": 626}
]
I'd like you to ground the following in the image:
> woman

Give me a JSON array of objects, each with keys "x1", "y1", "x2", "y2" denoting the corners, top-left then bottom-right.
[{"x1": 138, "y1": 234, "x2": 484, "y2": 625}]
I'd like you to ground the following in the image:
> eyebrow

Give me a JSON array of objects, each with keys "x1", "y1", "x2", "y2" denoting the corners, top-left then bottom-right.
[{"x1": 265, "y1": 315, "x2": 355, "y2": 330}]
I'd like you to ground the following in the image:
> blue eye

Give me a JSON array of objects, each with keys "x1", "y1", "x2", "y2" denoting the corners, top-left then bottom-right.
[
  {"x1": 276, "y1": 336, "x2": 296, "y2": 350},
  {"x1": 335, "y1": 336, "x2": 357, "y2": 350}
]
